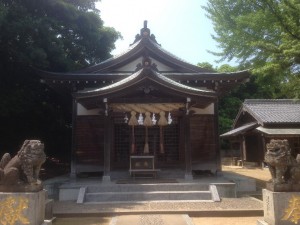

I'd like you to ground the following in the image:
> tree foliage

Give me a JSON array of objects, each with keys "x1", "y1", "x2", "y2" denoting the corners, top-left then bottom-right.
[
  {"x1": 197, "y1": 62, "x2": 271, "y2": 138},
  {"x1": 203, "y1": 0, "x2": 300, "y2": 98},
  {"x1": 0, "y1": 0, "x2": 120, "y2": 158}
]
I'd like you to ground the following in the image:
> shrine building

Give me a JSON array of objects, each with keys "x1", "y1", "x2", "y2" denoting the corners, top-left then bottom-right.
[{"x1": 39, "y1": 21, "x2": 250, "y2": 181}]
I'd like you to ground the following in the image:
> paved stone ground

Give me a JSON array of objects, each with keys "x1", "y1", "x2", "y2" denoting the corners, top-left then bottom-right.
[
  {"x1": 53, "y1": 216, "x2": 263, "y2": 225},
  {"x1": 53, "y1": 197, "x2": 262, "y2": 215},
  {"x1": 109, "y1": 214, "x2": 194, "y2": 225},
  {"x1": 53, "y1": 166, "x2": 270, "y2": 225},
  {"x1": 222, "y1": 166, "x2": 271, "y2": 190}
]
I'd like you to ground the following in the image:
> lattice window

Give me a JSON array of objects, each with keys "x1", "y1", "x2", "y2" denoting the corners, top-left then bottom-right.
[{"x1": 113, "y1": 116, "x2": 180, "y2": 165}]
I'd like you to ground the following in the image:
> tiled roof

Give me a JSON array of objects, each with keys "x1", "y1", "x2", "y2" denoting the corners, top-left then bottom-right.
[
  {"x1": 75, "y1": 68, "x2": 216, "y2": 98},
  {"x1": 243, "y1": 99, "x2": 300, "y2": 125}
]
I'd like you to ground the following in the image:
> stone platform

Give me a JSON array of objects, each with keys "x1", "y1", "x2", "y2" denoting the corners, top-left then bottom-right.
[
  {"x1": 45, "y1": 169, "x2": 261, "y2": 219},
  {"x1": 52, "y1": 197, "x2": 263, "y2": 217},
  {"x1": 44, "y1": 169, "x2": 256, "y2": 203}
]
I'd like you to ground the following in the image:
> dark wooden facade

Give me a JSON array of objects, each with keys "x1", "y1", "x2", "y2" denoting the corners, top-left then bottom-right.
[{"x1": 40, "y1": 21, "x2": 250, "y2": 180}]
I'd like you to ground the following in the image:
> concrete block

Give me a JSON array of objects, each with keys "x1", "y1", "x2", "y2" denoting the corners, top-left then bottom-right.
[
  {"x1": 212, "y1": 183, "x2": 236, "y2": 198},
  {"x1": 45, "y1": 198, "x2": 54, "y2": 220},
  {"x1": 262, "y1": 189, "x2": 300, "y2": 225},
  {"x1": 59, "y1": 188, "x2": 79, "y2": 201},
  {"x1": 0, "y1": 190, "x2": 46, "y2": 225}
]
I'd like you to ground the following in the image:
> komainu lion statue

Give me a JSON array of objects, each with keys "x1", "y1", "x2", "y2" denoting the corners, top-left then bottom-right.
[
  {"x1": 265, "y1": 139, "x2": 300, "y2": 186},
  {"x1": 0, "y1": 140, "x2": 46, "y2": 191}
]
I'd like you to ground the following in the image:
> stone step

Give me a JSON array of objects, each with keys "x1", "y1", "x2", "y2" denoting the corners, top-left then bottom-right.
[
  {"x1": 84, "y1": 190, "x2": 212, "y2": 202},
  {"x1": 86, "y1": 183, "x2": 209, "y2": 193},
  {"x1": 77, "y1": 184, "x2": 221, "y2": 203}
]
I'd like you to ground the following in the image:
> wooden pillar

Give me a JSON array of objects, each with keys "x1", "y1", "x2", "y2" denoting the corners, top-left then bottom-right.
[
  {"x1": 214, "y1": 100, "x2": 222, "y2": 173},
  {"x1": 102, "y1": 98, "x2": 111, "y2": 182},
  {"x1": 184, "y1": 112, "x2": 193, "y2": 180},
  {"x1": 70, "y1": 98, "x2": 77, "y2": 178},
  {"x1": 261, "y1": 134, "x2": 266, "y2": 168},
  {"x1": 242, "y1": 136, "x2": 247, "y2": 162}
]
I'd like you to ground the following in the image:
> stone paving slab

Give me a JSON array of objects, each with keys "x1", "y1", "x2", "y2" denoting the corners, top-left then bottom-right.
[
  {"x1": 109, "y1": 214, "x2": 194, "y2": 225},
  {"x1": 53, "y1": 197, "x2": 263, "y2": 217}
]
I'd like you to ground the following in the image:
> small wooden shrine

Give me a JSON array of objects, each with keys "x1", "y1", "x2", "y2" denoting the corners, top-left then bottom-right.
[
  {"x1": 221, "y1": 99, "x2": 300, "y2": 165},
  {"x1": 39, "y1": 21, "x2": 250, "y2": 180}
]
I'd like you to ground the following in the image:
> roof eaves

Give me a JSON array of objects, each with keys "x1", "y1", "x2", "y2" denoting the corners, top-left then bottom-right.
[
  {"x1": 74, "y1": 69, "x2": 143, "y2": 98},
  {"x1": 220, "y1": 122, "x2": 258, "y2": 138},
  {"x1": 152, "y1": 70, "x2": 216, "y2": 97},
  {"x1": 74, "y1": 68, "x2": 217, "y2": 99}
]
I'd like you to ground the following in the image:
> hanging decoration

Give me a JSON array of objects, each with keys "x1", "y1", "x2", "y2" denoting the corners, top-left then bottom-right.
[
  {"x1": 168, "y1": 112, "x2": 173, "y2": 125},
  {"x1": 124, "y1": 108, "x2": 174, "y2": 156},
  {"x1": 157, "y1": 111, "x2": 168, "y2": 154},
  {"x1": 152, "y1": 113, "x2": 157, "y2": 125},
  {"x1": 138, "y1": 113, "x2": 144, "y2": 125},
  {"x1": 157, "y1": 111, "x2": 168, "y2": 126},
  {"x1": 128, "y1": 111, "x2": 138, "y2": 154},
  {"x1": 124, "y1": 113, "x2": 129, "y2": 124},
  {"x1": 143, "y1": 112, "x2": 153, "y2": 154}
]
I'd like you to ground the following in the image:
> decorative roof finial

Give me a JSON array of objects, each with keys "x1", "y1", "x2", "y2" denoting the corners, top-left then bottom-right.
[{"x1": 130, "y1": 21, "x2": 160, "y2": 46}]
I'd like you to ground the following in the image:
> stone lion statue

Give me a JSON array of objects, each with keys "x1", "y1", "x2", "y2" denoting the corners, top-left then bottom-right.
[
  {"x1": 0, "y1": 140, "x2": 46, "y2": 187},
  {"x1": 265, "y1": 139, "x2": 300, "y2": 185}
]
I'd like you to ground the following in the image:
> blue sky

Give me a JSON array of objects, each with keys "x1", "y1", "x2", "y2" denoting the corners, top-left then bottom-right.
[{"x1": 96, "y1": 0, "x2": 224, "y2": 67}]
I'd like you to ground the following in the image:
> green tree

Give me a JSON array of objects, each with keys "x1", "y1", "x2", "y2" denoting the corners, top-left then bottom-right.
[
  {"x1": 197, "y1": 62, "x2": 271, "y2": 140},
  {"x1": 0, "y1": 0, "x2": 120, "y2": 159},
  {"x1": 203, "y1": 0, "x2": 300, "y2": 98}
]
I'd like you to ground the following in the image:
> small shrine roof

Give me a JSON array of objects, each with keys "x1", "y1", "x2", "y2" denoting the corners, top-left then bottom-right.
[{"x1": 240, "y1": 99, "x2": 300, "y2": 126}]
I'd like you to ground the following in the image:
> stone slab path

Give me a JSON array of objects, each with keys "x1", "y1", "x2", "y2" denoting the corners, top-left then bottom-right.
[{"x1": 109, "y1": 214, "x2": 194, "y2": 225}]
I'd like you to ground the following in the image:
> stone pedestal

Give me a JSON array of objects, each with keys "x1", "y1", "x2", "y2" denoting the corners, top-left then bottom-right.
[
  {"x1": 266, "y1": 182, "x2": 300, "y2": 192},
  {"x1": 0, "y1": 190, "x2": 46, "y2": 225},
  {"x1": 257, "y1": 189, "x2": 300, "y2": 225}
]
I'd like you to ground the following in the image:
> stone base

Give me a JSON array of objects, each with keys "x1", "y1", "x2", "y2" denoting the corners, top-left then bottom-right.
[
  {"x1": 266, "y1": 182, "x2": 300, "y2": 192},
  {"x1": 262, "y1": 189, "x2": 300, "y2": 225},
  {"x1": 0, "y1": 182, "x2": 43, "y2": 192},
  {"x1": 184, "y1": 173, "x2": 193, "y2": 180},
  {"x1": 0, "y1": 190, "x2": 46, "y2": 225},
  {"x1": 102, "y1": 175, "x2": 111, "y2": 182}
]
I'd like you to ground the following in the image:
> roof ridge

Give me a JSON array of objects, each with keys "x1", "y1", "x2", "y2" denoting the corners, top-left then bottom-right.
[{"x1": 244, "y1": 99, "x2": 300, "y2": 104}]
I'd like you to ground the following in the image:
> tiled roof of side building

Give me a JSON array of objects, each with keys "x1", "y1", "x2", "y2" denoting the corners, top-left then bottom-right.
[{"x1": 243, "y1": 99, "x2": 300, "y2": 124}]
